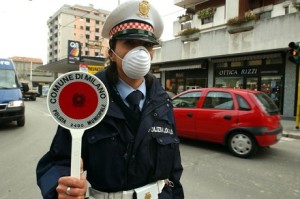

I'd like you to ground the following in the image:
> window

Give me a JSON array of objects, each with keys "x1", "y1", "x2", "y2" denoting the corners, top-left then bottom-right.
[
  {"x1": 266, "y1": 57, "x2": 282, "y2": 65},
  {"x1": 203, "y1": 91, "x2": 233, "y2": 110},
  {"x1": 181, "y1": 22, "x2": 191, "y2": 31},
  {"x1": 254, "y1": 93, "x2": 280, "y2": 114},
  {"x1": 231, "y1": 61, "x2": 243, "y2": 67},
  {"x1": 215, "y1": 62, "x2": 228, "y2": 68},
  {"x1": 248, "y1": 60, "x2": 262, "y2": 66},
  {"x1": 201, "y1": 16, "x2": 213, "y2": 24},
  {"x1": 236, "y1": 94, "x2": 250, "y2": 110},
  {"x1": 258, "y1": 11, "x2": 271, "y2": 19},
  {"x1": 215, "y1": 77, "x2": 243, "y2": 89},
  {"x1": 172, "y1": 91, "x2": 202, "y2": 108}
]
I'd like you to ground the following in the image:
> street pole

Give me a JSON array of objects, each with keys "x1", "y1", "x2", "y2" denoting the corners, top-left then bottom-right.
[
  {"x1": 296, "y1": 64, "x2": 300, "y2": 129},
  {"x1": 30, "y1": 61, "x2": 32, "y2": 81}
]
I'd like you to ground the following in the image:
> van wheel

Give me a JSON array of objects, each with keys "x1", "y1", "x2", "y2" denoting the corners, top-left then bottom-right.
[
  {"x1": 227, "y1": 132, "x2": 257, "y2": 158},
  {"x1": 31, "y1": 95, "x2": 36, "y2": 101},
  {"x1": 17, "y1": 117, "x2": 25, "y2": 127}
]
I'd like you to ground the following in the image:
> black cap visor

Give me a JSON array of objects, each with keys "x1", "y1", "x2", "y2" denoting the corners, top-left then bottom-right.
[{"x1": 112, "y1": 29, "x2": 159, "y2": 45}]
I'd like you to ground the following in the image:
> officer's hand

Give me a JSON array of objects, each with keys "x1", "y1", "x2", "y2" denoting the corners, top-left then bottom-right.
[{"x1": 56, "y1": 160, "x2": 87, "y2": 198}]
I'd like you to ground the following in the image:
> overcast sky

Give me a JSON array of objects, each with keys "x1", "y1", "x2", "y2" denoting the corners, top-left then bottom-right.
[{"x1": 0, "y1": 0, "x2": 184, "y2": 63}]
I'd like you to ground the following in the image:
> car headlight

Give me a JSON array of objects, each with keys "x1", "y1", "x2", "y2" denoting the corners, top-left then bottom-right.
[{"x1": 8, "y1": 100, "x2": 24, "y2": 107}]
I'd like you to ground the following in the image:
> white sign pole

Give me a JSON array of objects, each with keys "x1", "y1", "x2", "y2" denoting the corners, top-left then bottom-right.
[
  {"x1": 47, "y1": 71, "x2": 109, "y2": 178},
  {"x1": 70, "y1": 129, "x2": 84, "y2": 178}
]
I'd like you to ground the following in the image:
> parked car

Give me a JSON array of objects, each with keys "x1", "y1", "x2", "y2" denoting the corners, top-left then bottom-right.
[{"x1": 172, "y1": 88, "x2": 282, "y2": 158}]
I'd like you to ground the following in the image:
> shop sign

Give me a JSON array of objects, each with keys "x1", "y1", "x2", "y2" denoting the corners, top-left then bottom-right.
[{"x1": 216, "y1": 68, "x2": 258, "y2": 76}]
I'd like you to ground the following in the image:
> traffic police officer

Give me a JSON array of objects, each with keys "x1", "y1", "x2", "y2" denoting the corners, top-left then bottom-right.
[{"x1": 36, "y1": 0, "x2": 184, "y2": 198}]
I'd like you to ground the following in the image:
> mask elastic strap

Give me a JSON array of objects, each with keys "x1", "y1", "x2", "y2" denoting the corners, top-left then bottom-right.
[{"x1": 110, "y1": 48, "x2": 123, "y2": 61}]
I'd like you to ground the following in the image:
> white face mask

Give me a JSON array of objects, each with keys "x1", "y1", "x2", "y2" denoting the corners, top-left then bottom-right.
[{"x1": 111, "y1": 46, "x2": 151, "y2": 79}]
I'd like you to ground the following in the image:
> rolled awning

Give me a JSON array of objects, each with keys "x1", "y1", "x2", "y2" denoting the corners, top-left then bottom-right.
[
  {"x1": 159, "y1": 64, "x2": 204, "y2": 72},
  {"x1": 211, "y1": 53, "x2": 282, "y2": 63}
]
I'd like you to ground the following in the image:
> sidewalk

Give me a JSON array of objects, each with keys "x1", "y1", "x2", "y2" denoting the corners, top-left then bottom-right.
[{"x1": 281, "y1": 117, "x2": 300, "y2": 139}]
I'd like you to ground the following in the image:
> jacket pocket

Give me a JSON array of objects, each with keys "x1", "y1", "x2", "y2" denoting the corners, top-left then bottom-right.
[{"x1": 152, "y1": 135, "x2": 180, "y2": 179}]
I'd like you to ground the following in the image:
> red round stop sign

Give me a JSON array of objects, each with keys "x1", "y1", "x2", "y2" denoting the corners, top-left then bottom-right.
[
  {"x1": 59, "y1": 82, "x2": 98, "y2": 119},
  {"x1": 47, "y1": 71, "x2": 109, "y2": 130}
]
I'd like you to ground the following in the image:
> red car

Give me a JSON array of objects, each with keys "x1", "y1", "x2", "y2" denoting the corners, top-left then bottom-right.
[{"x1": 172, "y1": 88, "x2": 282, "y2": 158}]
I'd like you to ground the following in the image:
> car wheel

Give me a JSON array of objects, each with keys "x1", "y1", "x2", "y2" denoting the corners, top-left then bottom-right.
[
  {"x1": 227, "y1": 132, "x2": 258, "y2": 158},
  {"x1": 17, "y1": 117, "x2": 25, "y2": 127}
]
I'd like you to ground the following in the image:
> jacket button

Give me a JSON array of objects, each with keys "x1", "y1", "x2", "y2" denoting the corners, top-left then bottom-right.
[{"x1": 159, "y1": 139, "x2": 163, "y2": 143}]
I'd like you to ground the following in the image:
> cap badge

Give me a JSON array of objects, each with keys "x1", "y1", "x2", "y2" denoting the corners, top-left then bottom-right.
[{"x1": 138, "y1": 0, "x2": 150, "y2": 18}]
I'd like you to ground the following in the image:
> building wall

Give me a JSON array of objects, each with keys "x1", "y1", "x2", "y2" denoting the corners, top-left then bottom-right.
[
  {"x1": 153, "y1": 13, "x2": 300, "y2": 62},
  {"x1": 154, "y1": 1, "x2": 300, "y2": 117},
  {"x1": 47, "y1": 4, "x2": 110, "y2": 63}
]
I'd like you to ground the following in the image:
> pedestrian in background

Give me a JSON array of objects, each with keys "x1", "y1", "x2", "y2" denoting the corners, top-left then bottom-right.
[{"x1": 36, "y1": 0, "x2": 184, "y2": 198}]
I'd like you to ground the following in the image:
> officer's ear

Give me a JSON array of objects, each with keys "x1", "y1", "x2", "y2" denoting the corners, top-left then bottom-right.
[
  {"x1": 108, "y1": 49, "x2": 115, "y2": 62},
  {"x1": 108, "y1": 39, "x2": 116, "y2": 62}
]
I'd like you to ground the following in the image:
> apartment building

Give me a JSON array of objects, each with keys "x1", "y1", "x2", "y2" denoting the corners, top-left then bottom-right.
[
  {"x1": 152, "y1": 0, "x2": 300, "y2": 117},
  {"x1": 47, "y1": 4, "x2": 110, "y2": 63}
]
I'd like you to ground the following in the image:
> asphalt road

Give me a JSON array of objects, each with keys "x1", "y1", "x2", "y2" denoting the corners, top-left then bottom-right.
[{"x1": 0, "y1": 98, "x2": 299, "y2": 199}]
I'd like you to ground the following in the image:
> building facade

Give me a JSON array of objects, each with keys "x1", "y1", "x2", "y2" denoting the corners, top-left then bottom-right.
[
  {"x1": 47, "y1": 4, "x2": 110, "y2": 63},
  {"x1": 11, "y1": 56, "x2": 54, "y2": 95},
  {"x1": 152, "y1": 0, "x2": 300, "y2": 117}
]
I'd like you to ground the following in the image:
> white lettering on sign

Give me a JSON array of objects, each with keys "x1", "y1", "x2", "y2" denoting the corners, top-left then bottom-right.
[
  {"x1": 218, "y1": 70, "x2": 238, "y2": 75},
  {"x1": 70, "y1": 41, "x2": 80, "y2": 48},
  {"x1": 49, "y1": 73, "x2": 107, "y2": 104},
  {"x1": 241, "y1": 68, "x2": 257, "y2": 75},
  {"x1": 148, "y1": 126, "x2": 174, "y2": 135}
]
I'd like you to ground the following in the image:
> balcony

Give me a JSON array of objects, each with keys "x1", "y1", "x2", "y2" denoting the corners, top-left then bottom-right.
[
  {"x1": 174, "y1": 0, "x2": 209, "y2": 8},
  {"x1": 153, "y1": 12, "x2": 300, "y2": 64},
  {"x1": 227, "y1": 20, "x2": 255, "y2": 34}
]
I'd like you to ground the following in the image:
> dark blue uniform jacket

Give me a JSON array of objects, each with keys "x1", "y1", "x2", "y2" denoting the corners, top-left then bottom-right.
[{"x1": 36, "y1": 70, "x2": 184, "y2": 199}]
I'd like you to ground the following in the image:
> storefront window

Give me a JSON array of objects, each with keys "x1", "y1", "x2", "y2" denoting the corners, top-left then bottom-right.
[
  {"x1": 261, "y1": 76, "x2": 282, "y2": 108},
  {"x1": 231, "y1": 61, "x2": 243, "y2": 67},
  {"x1": 215, "y1": 77, "x2": 243, "y2": 88},
  {"x1": 215, "y1": 62, "x2": 228, "y2": 68},
  {"x1": 165, "y1": 69, "x2": 208, "y2": 95},
  {"x1": 248, "y1": 59, "x2": 262, "y2": 66},
  {"x1": 265, "y1": 57, "x2": 282, "y2": 65},
  {"x1": 186, "y1": 78, "x2": 207, "y2": 90},
  {"x1": 246, "y1": 77, "x2": 258, "y2": 90}
]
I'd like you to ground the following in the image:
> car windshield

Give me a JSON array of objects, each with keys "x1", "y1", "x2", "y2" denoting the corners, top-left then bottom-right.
[
  {"x1": 0, "y1": 70, "x2": 18, "y2": 89},
  {"x1": 254, "y1": 93, "x2": 280, "y2": 114}
]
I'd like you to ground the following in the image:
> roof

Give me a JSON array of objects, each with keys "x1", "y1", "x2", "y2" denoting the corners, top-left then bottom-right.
[
  {"x1": 11, "y1": 56, "x2": 43, "y2": 64},
  {"x1": 37, "y1": 56, "x2": 106, "y2": 73}
]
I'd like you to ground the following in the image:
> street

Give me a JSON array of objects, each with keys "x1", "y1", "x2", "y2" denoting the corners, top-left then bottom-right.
[{"x1": 0, "y1": 98, "x2": 299, "y2": 199}]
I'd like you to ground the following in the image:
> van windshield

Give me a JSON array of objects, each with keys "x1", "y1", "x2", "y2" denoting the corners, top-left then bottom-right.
[
  {"x1": 0, "y1": 70, "x2": 18, "y2": 89},
  {"x1": 254, "y1": 93, "x2": 280, "y2": 115}
]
